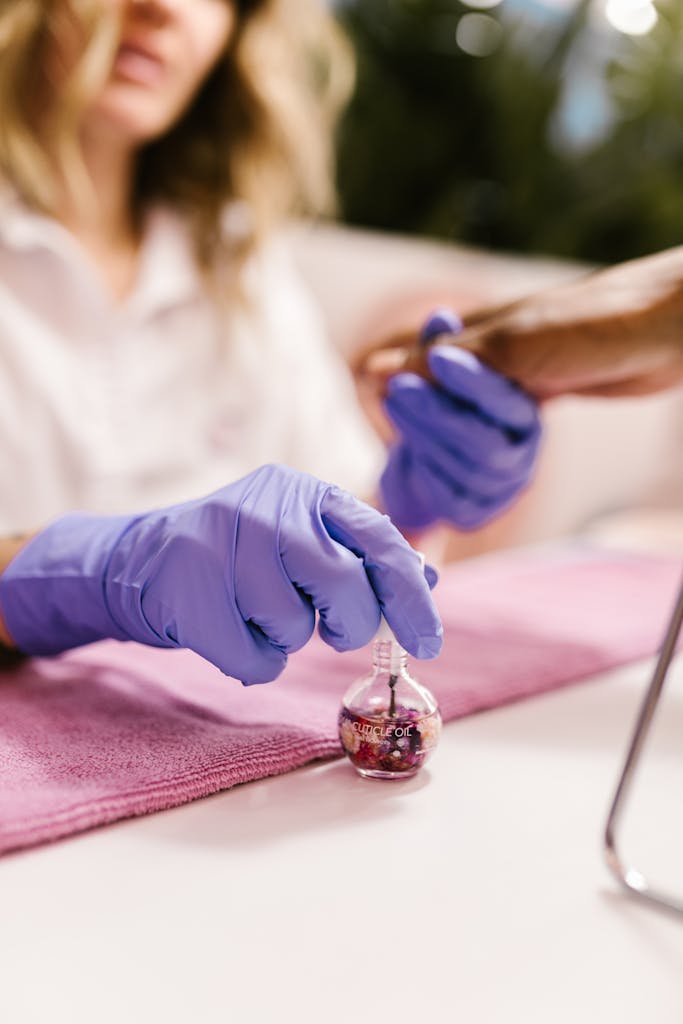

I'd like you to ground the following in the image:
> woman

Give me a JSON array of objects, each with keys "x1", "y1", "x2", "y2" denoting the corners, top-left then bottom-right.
[{"x1": 0, "y1": 0, "x2": 540, "y2": 680}]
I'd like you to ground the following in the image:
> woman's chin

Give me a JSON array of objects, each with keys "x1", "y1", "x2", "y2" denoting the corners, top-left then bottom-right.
[{"x1": 85, "y1": 96, "x2": 177, "y2": 148}]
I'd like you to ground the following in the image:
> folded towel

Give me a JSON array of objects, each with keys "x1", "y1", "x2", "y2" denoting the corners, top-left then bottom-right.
[{"x1": 0, "y1": 544, "x2": 680, "y2": 856}]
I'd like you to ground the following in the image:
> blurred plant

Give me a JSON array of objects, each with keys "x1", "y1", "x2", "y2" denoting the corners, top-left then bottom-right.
[{"x1": 335, "y1": 0, "x2": 683, "y2": 263}]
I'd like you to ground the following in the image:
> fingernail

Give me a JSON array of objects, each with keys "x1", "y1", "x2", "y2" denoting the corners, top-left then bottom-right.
[
  {"x1": 361, "y1": 348, "x2": 407, "y2": 378},
  {"x1": 420, "y1": 308, "x2": 463, "y2": 346}
]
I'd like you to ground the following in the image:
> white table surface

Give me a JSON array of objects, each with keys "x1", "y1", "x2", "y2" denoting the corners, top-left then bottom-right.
[{"x1": 1, "y1": 656, "x2": 682, "y2": 1024}]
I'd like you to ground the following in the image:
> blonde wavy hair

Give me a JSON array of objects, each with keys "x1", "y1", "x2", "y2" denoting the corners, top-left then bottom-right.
[{"x1": 0, "y1": 0, "x2": 354, "y2": 270}]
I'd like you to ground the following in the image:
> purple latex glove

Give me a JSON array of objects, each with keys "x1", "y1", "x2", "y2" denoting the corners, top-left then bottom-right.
[
  {"x1": 0, "y1": 465, "x2": 442, "y2": 684},
  {"x1": 380, "y1": 308, "x2": 541, "y2": 531}
]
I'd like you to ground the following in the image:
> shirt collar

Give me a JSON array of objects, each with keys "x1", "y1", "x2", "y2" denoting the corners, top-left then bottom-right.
[
  {"x1": 127, "y1": 206, "x2": 205, "y2": 318},
  {"x1": 0, "y1": 185, "x2": 206, "y2": 318},
  {"x1": 0, "y1": 184, "x2": 73, "y2": 253}
]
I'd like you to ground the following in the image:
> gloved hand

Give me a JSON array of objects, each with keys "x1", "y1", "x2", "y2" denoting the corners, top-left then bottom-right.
[
  {"x1": 0, "y1": 464, "x2": 442, "y2": 684},
  {"x1": 380, "y1": 309, "x2": 542, "y2": 531}
]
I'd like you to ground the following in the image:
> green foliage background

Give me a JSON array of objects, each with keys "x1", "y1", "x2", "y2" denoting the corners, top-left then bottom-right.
[{"x1": 335, "y1": 0, "x2": 683, "y2": 262}]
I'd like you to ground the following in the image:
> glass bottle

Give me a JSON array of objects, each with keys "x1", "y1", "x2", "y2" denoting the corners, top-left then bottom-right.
[{"x1": 338, "y1": 618, "x2": 442, "y2": 780}]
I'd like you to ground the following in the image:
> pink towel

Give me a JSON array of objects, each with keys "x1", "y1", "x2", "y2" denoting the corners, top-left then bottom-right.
[{"x1": 0, "y1": 544, "x2": 680, "y2": 856}]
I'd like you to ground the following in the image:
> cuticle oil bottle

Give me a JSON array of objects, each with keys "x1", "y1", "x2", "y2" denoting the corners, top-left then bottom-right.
[{"x1": 338, "y1": 612, "x2": 442, "y2": 781}]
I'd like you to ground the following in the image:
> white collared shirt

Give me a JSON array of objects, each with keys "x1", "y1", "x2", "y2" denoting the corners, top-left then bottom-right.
[{"x1": 0, "y1": 194, "x2": 384, "y2": 534}]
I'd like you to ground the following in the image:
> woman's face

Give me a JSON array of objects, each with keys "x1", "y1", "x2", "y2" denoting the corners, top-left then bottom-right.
[{"x1": 82, "y1": 0, "x2": 237, "y2": 145}]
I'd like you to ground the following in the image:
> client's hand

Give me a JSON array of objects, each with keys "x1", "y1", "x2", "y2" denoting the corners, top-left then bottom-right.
[
  {"x1": 360, "y1": 247, "x2": 683, "y2": 400},
  {"x1": 0, "y1": 465, "x2": 442, "y2": 684}
]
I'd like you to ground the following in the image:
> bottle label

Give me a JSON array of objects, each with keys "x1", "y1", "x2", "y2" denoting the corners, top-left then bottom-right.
[{"x1": 351, "y1": 720, "x2": 414, "y2": 739}]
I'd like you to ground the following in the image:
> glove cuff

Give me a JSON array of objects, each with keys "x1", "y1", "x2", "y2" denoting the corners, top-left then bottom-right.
[{"x1": 0, "y1": 512, "x2": 135, "y2": 656}]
